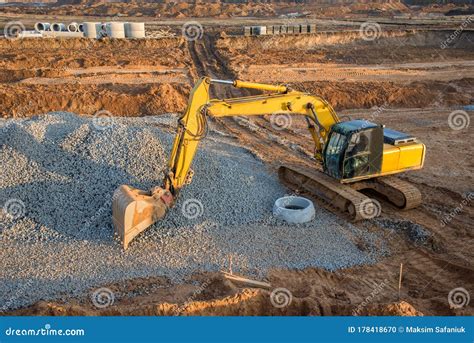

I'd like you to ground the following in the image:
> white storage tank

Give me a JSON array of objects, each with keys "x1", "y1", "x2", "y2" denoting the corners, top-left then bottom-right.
[
  {"x1": 124, "y1": 22, "x2": 145, "y2": 38},
  {"x1": 106, "y1": 22, "x2": 125, "y2": 38}
]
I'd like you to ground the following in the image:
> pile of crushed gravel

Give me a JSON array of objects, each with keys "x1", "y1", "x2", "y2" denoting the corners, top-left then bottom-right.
[{"x1": 0, "y1": 112, "x2": 387, "y2": 310}]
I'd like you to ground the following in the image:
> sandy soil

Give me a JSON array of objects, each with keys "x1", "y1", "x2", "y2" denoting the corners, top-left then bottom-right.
[
  {"x1": 0, "y1": 0, "x2": 411, "y2": 19},
  {"x1": 0, "y1": 38, "x2": 191, "y2": 117},
  {"x1": 242, "y1": 61, "x2": 474, "y2": 84},
  {"x1": 0, "y1": 0, "x2": 470, "y2": 21},
  {"x1": 2, "y1": 24, "x2": 473, "y2": 316}
]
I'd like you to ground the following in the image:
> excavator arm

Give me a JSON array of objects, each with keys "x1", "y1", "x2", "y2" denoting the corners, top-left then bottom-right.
[
  {"x1": 113, "y1": 76, "x2": 339, "y2": 249},
  {"x1": 166, "y1": 77, "x2": 339, "y2": 194}
]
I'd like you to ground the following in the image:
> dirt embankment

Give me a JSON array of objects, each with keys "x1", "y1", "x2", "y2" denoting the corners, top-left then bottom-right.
[
  {"x1": 216, "y1": 31, "x2": 474, "y2": 65},
  {"x1": 0, "y1": 83, "x2": 189, "y2": 117},
  {"x1": 0, "y1": 38, "x2": 192, "y2": 117},
  {"x1": 296, "y1": 79, "x2": 473, "y2": 110},
  {"x1": 0, "y1": 271, "x2": 433, "y2": 316},
  {"x1": 0, "y1": 38, "x2": 190, "y2": 70},
  {"x1": 9, "y1": 253, "x2": 472, "y2": 317},
  {"x1": 0, "y1": 0, "x2": 277, "y2": 18},
  {"x1": 215, "y1": 31, "x2": 474, "y2": 109},
  {"x1": 0, "y1": 0, "x2": 417, "y2": 18},
  {"x1": 2, "y1": 29, "x2": 473, "y2": 117}
]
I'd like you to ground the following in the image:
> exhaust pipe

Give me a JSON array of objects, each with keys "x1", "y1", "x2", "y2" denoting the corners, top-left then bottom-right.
[{"x1": 78, "y1": 23, "x2": 84, "y2": 33}]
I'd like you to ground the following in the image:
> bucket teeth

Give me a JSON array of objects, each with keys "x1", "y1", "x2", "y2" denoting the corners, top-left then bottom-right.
[{"x1": 112, "y1": 185, "x2": 170, "y2": 249}]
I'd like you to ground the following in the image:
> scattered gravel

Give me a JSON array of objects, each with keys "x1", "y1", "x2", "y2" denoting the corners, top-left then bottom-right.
[
  {"x1": 0, "y1": 112, "x2": 387, "y2": 310},
  {"x1": 375, "y1": 218, "x2": 431, "y2": 245}
]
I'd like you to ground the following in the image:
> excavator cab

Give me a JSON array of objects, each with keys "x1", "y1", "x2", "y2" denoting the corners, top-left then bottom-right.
[{"x1": 323, "y1": 120, "x2": 383, "y2": 182}]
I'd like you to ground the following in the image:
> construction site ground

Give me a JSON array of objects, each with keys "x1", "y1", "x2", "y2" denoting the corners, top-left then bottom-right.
[{"x1": 1, "y1": 18, "x2": 473, "y2": 316}]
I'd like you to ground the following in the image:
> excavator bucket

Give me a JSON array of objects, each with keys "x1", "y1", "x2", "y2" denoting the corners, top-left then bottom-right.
[{"x1": 112, "y1": 185, "x2": 173, "y2": 249}]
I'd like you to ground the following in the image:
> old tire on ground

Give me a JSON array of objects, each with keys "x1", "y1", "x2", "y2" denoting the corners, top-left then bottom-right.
[{"x1": 273, "y1": 196, "x2": 315, "y2": 224}]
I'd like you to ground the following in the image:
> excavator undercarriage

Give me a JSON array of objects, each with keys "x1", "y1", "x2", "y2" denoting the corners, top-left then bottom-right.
[{"x1": 279, "y1": 165, "x2": 422, "y2": 221}]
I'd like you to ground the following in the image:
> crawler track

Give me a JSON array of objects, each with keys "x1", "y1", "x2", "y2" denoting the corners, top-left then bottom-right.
[{"x1": 278, "y1": 164, "x2": 371, "y2": 221}]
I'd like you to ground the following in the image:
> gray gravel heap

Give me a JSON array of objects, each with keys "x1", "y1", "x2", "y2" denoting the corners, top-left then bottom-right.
[{"x1": 0, "y1": 112, "x2": 387, "y2": 310}]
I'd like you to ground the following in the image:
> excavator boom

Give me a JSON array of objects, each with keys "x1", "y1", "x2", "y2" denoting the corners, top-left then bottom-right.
[
  {"x1": 112, "y1": 76, "x2": 423, "y2": 249},
  {"x1": 112, "y1": 77, "x2": 340, "y2": 249}
]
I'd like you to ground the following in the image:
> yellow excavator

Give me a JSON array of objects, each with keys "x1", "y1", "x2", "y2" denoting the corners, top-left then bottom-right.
[{"x1": 112, "y1": 77, "x2": 425, "y2": 249}]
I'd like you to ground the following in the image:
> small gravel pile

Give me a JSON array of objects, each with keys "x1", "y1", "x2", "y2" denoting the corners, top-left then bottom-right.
[
  {"x1": 375, "y1": 218, "x2": 431, "y2": 245},
  {"x1": 0, "y1": 112, "x2": 387, "y2": 310}
]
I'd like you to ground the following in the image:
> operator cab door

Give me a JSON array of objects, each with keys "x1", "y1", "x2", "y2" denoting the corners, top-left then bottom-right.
[
  {"x1": 342, "y1": 127, "x2": 383, "y2": 181},
  {"x1": 324, "y1": 132, "x2": 347, "y2": 179},
  {"x1": 323, "y1": 125, "x2": 383, "y2": 181}
]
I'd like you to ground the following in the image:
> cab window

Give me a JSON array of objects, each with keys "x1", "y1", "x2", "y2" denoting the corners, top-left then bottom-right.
[
  {"x1": 325, "y1": 132, "x2": 347, "y2": 179},
  {"x1": 343, "y1": 131, "x2": 372, "y2": 178},
  {"x1": 326, "y1": 132, "x2": 346, "y2": 156}
]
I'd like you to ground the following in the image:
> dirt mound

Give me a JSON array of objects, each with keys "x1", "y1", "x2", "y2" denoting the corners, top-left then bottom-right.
[
  {"x1": 217, "y1": 31, "x2": 474, "y2": 66},
  {"x1": 363, "y1": 301, "x2": 423, "y2": 316},
  {"x1": 0, "y1": 1, "x2": 276, "y2": 18},
  {"x1": 0, "y1": 38, "x2": 190, "y2": 70},
  {"x1": 296, "y1": 79, "x2": 473, "y2": 110},
  {"x1": 5, "y1": 293, "x2": 424, "y2": 317},
  {"x1": 10, "y1": 0, "x2": 461, "y2": 19},
  {"x1": 0, "y1": 83, "x2": 190, "y2": 117},
  {"x1": 4, "y1": 270, "x2": 435, "y2": 316},
  {"x1": 0, "y1": 38, "x2": 192, "y2": 117}
]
